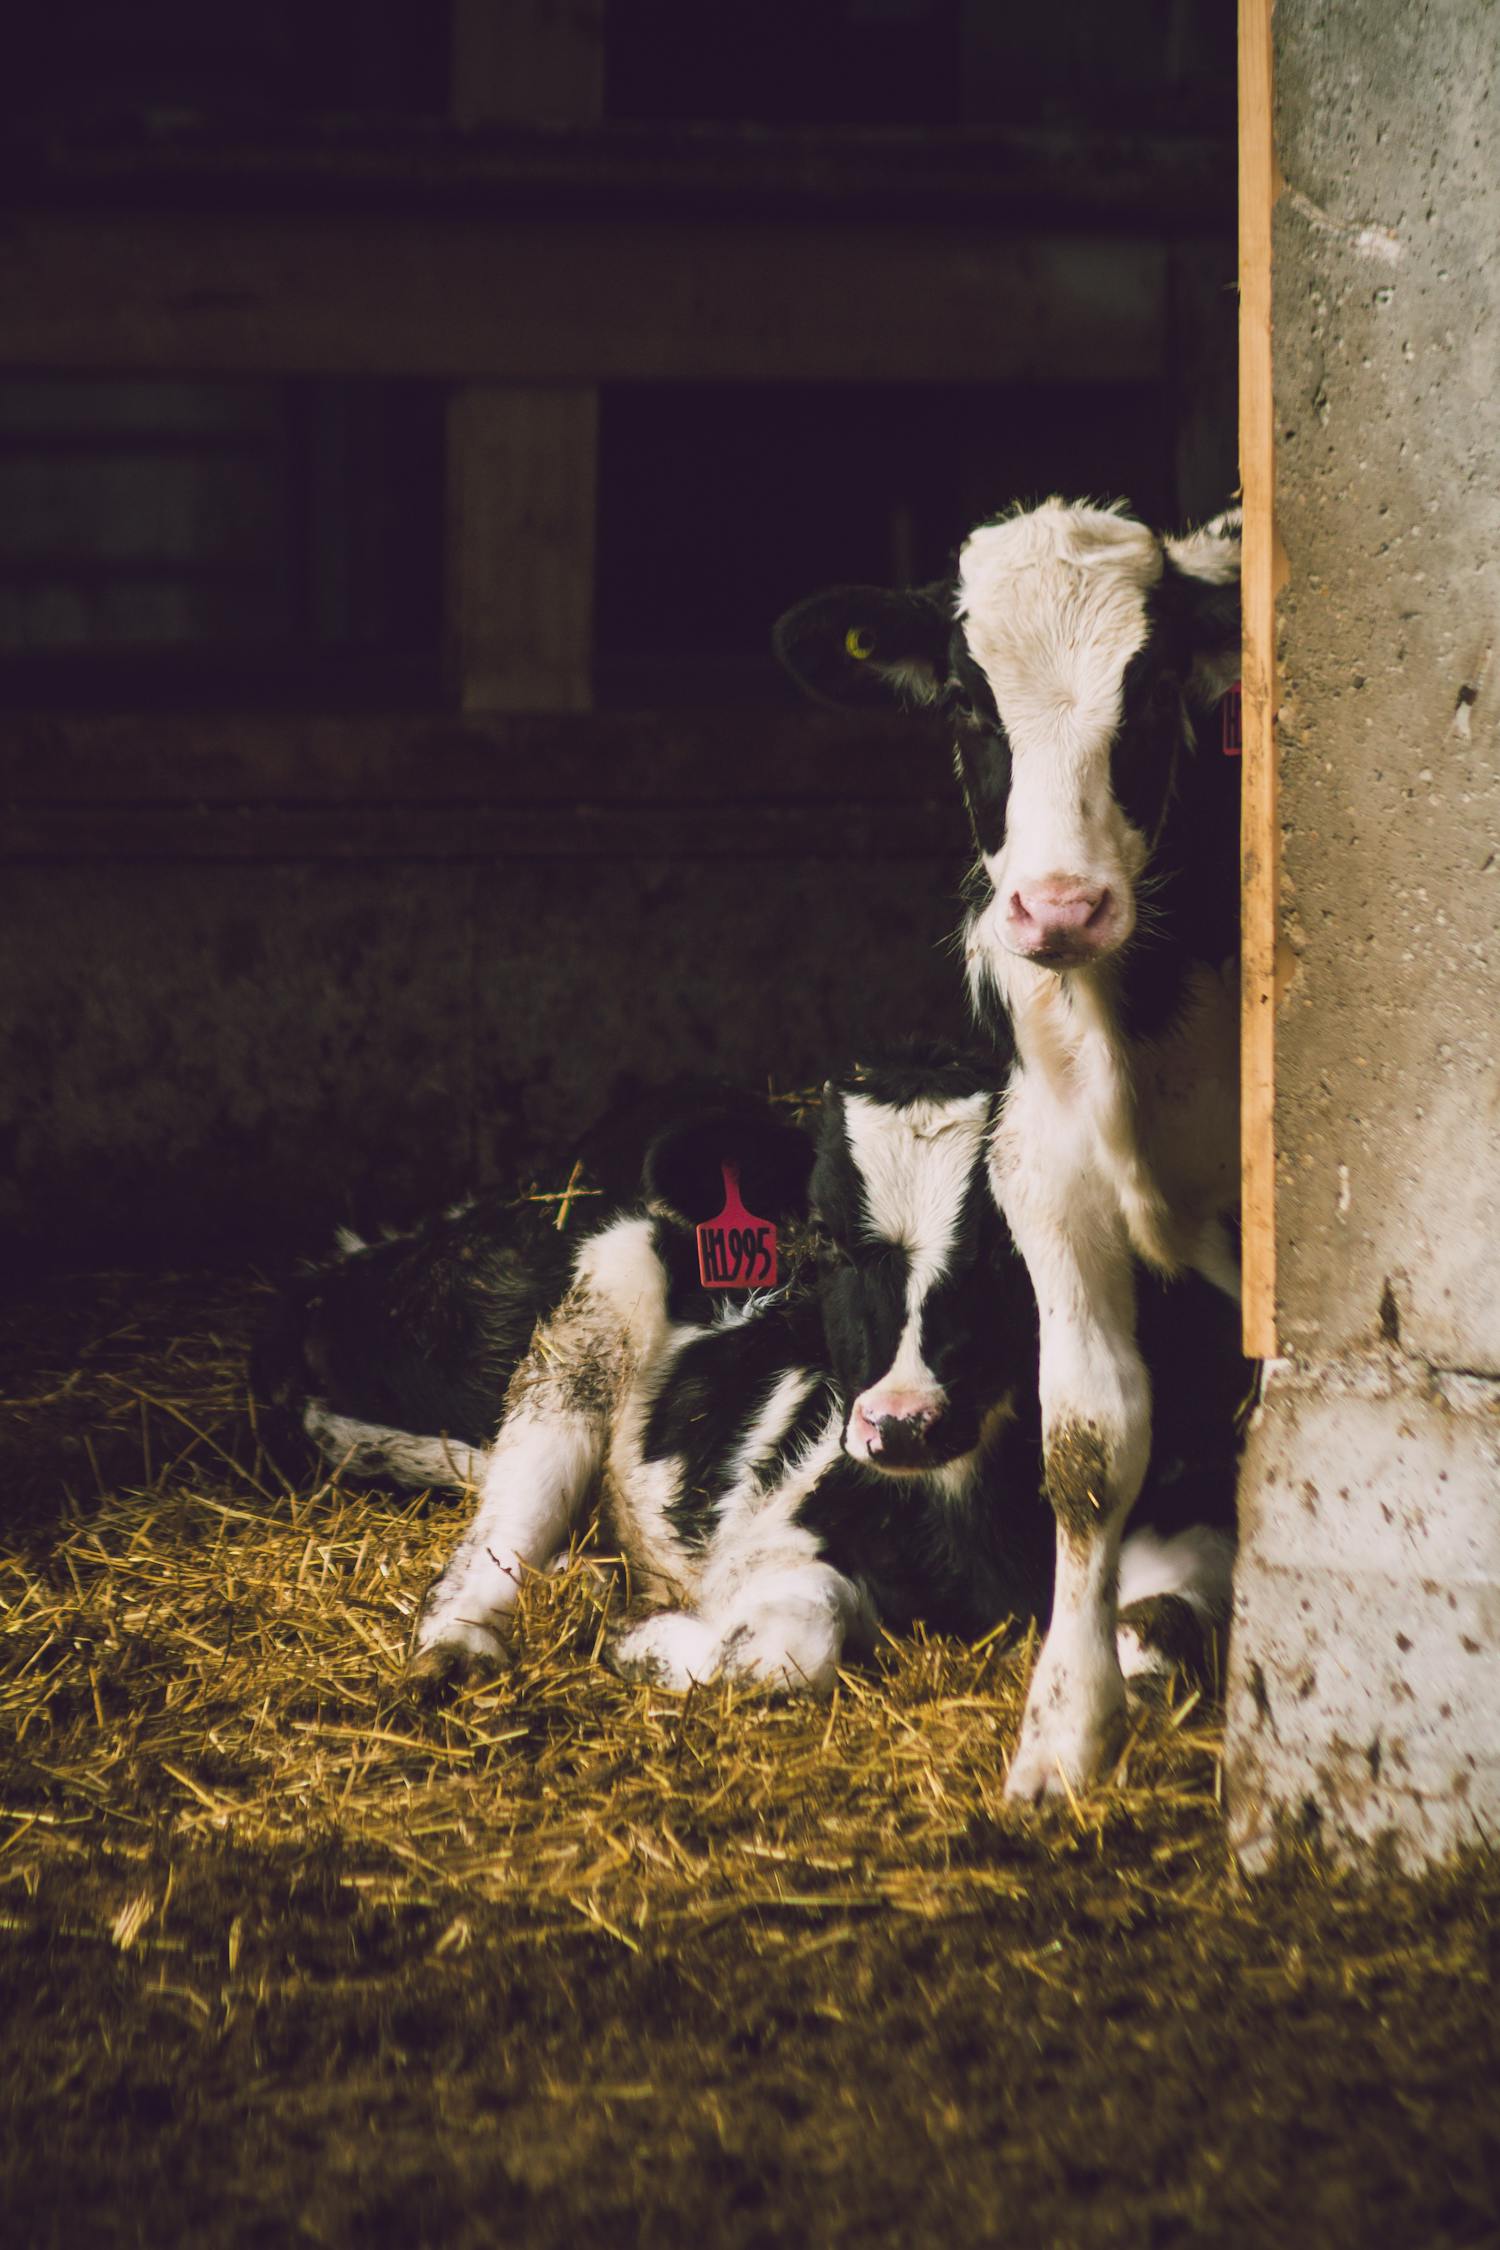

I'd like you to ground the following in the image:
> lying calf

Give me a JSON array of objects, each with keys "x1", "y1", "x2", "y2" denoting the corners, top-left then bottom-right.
[{"x1": 277, "y1": 1052, "x2": 1237, "y2": 1712}]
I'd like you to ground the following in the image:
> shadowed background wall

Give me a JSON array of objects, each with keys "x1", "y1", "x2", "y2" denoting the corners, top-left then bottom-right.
[{"x1": 0, "y1": 0, "x2": 1236, "y2": 1264}]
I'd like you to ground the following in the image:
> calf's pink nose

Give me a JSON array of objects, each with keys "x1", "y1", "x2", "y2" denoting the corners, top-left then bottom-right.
[
  {"x1": 1006, "y1": 880, "x2": 1117, "y2": 956},
  {"x1": 850, "y1": 1389, "x2": 945, "y2": 1460},
  {"x1": 1014, "y1": 882, "x2": 1106, "y2": 929}
]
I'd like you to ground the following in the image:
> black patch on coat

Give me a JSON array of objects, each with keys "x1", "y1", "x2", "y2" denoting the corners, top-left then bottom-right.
[
  {"x1": 946, "y1": 628, "x2": 1013, "y2": 859},
  {"x1": 1130, "y1": 1271, "x2": 1243, "y2": 1542},
  {"x1": 795, "y1": 1422, "x2": 1053, "y2": 1640},
  {"x1": 642, "y1": 1291, "x2": 828, "y2": 1553},
  {"x1": 254, "y1": 1195, "x2": 575, "y2": 1453},
  {"x1": 1106, "y1": 564, "x2": 1242, "y2": 1044}
]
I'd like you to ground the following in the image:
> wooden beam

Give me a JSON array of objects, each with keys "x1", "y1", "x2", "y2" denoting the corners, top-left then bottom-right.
[
  {"x1": 0, "y1": 214, "x2": 1168, "y2": 385},
  {"x1": 0, "y1": 706, "x2": 963, "y2": 860},
  {"x1": 0, "y1": 707, "x2": 951, "y2": 807},
  {"x1": 5, "y1": 122, "x2": 1238, "y2": 232},
  {"x1": 0, "y1": 800, "x2": 964, "y2": 864},
  {"x1": 1238, "y1": 0, "x2": 1281, "y2": 1357}
]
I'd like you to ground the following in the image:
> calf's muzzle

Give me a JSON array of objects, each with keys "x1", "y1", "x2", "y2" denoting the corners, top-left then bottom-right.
[
  {"x1": 848, "y1": 1387, "x2": 948, "y2": 1471},
  {"x1": 1005, "y1": 879, "x2": 1122, "y2": 965}
]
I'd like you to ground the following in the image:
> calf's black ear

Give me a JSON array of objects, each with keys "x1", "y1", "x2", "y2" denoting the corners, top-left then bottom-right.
[
  {"x1": 644, "y1": 1104, "x2": 817, "y2": 1228},
  {"x1": 772, "y1": 583, "x2": 954, "y2": 710}
]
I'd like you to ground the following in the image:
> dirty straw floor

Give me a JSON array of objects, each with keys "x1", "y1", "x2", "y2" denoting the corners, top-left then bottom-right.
[{"x1": 0, "y1": 1271, "x2": 1495, "y2": 2250}]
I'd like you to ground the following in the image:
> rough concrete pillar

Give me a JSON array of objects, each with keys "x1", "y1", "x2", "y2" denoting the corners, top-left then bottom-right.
[{"x1": 1225, "y1": 0, "x2": 1500, "y2": 1867}]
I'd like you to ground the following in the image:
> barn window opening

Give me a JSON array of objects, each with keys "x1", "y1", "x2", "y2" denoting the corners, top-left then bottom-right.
[{"x1": 0, "y1": 377, "x2": 444, "y2": 711}]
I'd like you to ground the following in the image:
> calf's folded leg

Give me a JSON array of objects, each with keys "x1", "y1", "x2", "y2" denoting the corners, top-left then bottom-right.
[{"x1": 609, "y1": 1562, "x2": 867, "y2": 1698}]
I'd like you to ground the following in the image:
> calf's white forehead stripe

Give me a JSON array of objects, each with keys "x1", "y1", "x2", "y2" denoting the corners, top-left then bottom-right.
[
  {"x1": 956, "y1": 501, "x2": 1160, "y2": 752},
  {"x1": 842, "y1": 1091, "x2": 991, "y2": 1310}
]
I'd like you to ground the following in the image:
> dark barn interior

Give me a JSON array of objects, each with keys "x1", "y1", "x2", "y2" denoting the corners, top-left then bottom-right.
[
  {"x1": 1, "y1": 0, "x2": 1238, "y2": 1265},
  {"x1": 7, "y1": 10, "x2": 1496, "y2": 2246}
]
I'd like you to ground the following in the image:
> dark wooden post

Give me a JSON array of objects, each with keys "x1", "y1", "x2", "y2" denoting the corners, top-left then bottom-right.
[{"x1": 445, "y1": 1, "x2": 603, "y2": 713}]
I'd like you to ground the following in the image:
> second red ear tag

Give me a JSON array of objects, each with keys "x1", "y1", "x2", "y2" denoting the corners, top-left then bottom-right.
[
  {"x1": 1221, "y1": 680, "x2": 1243, "y2": 756},
  {"x1": 696, "y1": 1163, "x2": 778, "y2": 1291}
]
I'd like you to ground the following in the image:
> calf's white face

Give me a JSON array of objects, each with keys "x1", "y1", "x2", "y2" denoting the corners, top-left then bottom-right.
[
  {"x1": 956, "y1": 504, "x2": 1164, "y2": 968},
  {"x1": 812, "y1": 1064, "x2": 1027, "y2": 1477},
  {"x1": 841, "y1": 1089, "x2": 992, "y2": 1458},
  {"x1": 773, "y1": 497, "x2": 1243, "y2": 981}
]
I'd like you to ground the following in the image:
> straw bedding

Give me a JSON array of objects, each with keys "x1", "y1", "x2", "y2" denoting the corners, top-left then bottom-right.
[{"x1": 1, "y1": 1262, "x2": 1495, "y2": 2248}]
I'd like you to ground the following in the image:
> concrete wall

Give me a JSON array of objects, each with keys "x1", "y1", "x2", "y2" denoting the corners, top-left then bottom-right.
[
  {"x1": 1, "y1": 714, "x2": 972, "y2": 1267},
  {"x1": 1226, "y1": 0, "x2": 1500, "y2": 1866},
  {"x1": 1, "y1": 853, "x2": 970, "y2": 1265}
]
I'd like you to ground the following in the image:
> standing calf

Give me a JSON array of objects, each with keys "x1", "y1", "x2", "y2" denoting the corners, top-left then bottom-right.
[{"x1": 775, "y1": 500, "x2": 1244, "y2": 1794}]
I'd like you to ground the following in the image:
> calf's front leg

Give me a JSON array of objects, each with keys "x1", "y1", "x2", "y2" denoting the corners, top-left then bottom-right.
[
  {"x1": 410, "y1": 1299, "x2": 608, "y2": 1681},
  {"x1": 998, "y1": 1196, "x2": 1150, "y2": 1802}
]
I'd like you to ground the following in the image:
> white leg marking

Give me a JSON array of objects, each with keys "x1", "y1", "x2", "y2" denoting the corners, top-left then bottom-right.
[
  {"x1": 609, "y1": 1562, "x2": 865, "y2": 1699},
  {"x1": 1007, "y1": 1523, "x2": 1128, "y2": 1799},
  {"x1": 411, "y1": 1407, "x2": 599, "y2": 1675},
  {"x1": 707, "y1": 1563, "x2": 865, "y2": 1697},
  {"x1": 993, "y1": 1098, "x2": 1150, "y2": 1800},
  {"x1": 410, "y1": 1215, "x2": 668, "y2": 1679},
  {"x1": 303, "y1": 1401, "x2": 484, "y2": 1490},
  {"x1": 608, "y1": 1611, "x2": 722, "y2": 1689}
]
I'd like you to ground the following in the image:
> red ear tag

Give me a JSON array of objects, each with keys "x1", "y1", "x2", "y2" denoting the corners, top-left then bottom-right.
[
  {"x1": 1221, "y1": 680, "x2": 1243, "y2": 756},
  {"x1": 696, "y1": 1163, "x2": 778, "y2": 1291}
]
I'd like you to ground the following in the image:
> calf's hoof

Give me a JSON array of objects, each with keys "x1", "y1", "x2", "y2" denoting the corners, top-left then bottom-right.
[
  {"x1": 1117, "y1": 1592, "x2": 1216, "y2": 1688},
  {"x1": 406, "y1": 1617, "x2": 509, "y2": 1696},
  {"x1": 607, "y1": 1611, "x2": 722, "y2": 1692},
  {"x1": 1002, "y1": 1681, "x2": 1127, "y2": 1805}
]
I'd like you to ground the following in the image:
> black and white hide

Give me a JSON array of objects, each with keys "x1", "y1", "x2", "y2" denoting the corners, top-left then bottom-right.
[
  {"x1": 254, "y1": 1198, "x2": 573, "y2": 1485},
  {"x1": 774, "y1": 500, "x2": 1244, "y2": 1796},
  {"x1": 277, "y1": 1052, "x2": 1237, "y2": 1707},
  {"x1": 253, "y1": 1086, "x2": 814, "y2": 1488}
]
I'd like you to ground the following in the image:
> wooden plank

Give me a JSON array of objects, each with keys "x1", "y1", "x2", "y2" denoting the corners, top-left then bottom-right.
[
  {"x1": 444, "y1": 0, "x2": 602, "y2": 713},
  {"x1": 0, "y1": 800, "x2": 966, "y2": 864},
  {"x1": 446, "y1": 385, "x2": 599, "y2": 710},
  {"x1": 1238, "y1": 0, "x2": 1280, "y2": 1357},
  {"x1": 0, "y1": 706, "x2": 965, "y2": 862},
  {"x1": 0, "y1": 215, "x2": 1168, "y2": 385},
  {"x1": 7, "y1": 123, "x2": 1237, "y2": 231},
  {"x1": 0, "y1": 709, "x2": 950, "y2": 806}
]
